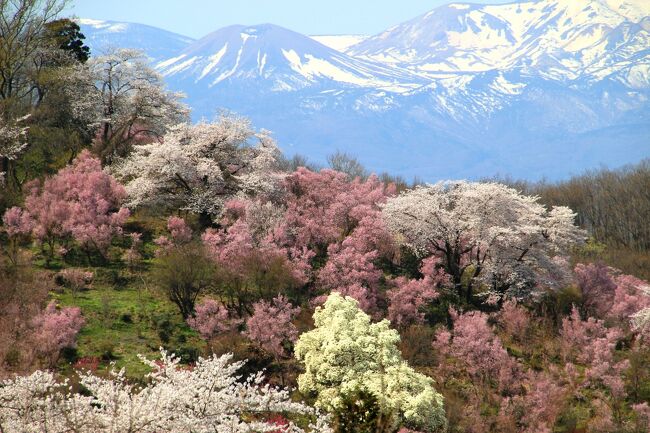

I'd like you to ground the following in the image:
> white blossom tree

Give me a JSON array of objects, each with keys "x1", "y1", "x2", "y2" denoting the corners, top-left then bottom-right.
[
  {"x1": 0, "y1": 349, "x2": 332, "y2": 433},
  {"x1": 632, "y1": 284, "x2": 650, "y2": 341},
  {"x1": 88, "y1": 48, "x2": 188, "y2": 163},
  {"x1": 0, "y1": 116, "x2": 29, "y2": 184},
  {"x1": 114, "y1": 115, "x2": 282, "y2": 221},
  {"x1": 294, "y1": 293, "x2": 447, "y2": 433},
  {"x1": 381, "y1": 181, "x2": 585, "y2": 302}
]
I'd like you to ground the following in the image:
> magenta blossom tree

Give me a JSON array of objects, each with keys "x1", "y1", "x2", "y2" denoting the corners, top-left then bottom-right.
[
  {"x1": 31, "y1": 302, "x2": 85, "y2": 367},
  {"x1": 387, "y1": 256, "x2": 448, "y2": 327},
  {"x1": 187, "y1": 298, "x2": 241, "y2": 341},
  {"x1": 15, "y1": 150, "x2": 129, "y2": 258},
  {"x1": 244, "y1": 295, "x2": 300, "y2": 359}
]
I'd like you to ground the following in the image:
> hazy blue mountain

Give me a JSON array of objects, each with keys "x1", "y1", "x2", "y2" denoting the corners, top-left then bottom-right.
[
  {"x1": 77, "y1": 19, "x2": 195, "y2": 62},
  {"x1": 78, "y1": 0, "x2": 650, "y2": 181}
]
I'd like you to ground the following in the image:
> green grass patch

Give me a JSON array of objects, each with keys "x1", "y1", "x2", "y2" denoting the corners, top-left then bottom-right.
[{"x1": 53, "y1": 271, "x2": 204, "y2": 379}]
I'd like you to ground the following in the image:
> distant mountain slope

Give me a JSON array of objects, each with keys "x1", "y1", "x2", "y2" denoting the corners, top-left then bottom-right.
[
  {"x1": 77, "y1": 19, "x2": 195, "y2": 62},
  {"x1": 310, "y1": 35, "x2": 368, "y2": 52},
  {"x1": 77, "y1": 0, "x2": 650, "y2": 181}
]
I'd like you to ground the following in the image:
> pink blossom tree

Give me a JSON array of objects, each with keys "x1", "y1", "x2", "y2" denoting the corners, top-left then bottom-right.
[
  {"x1": 316, "y1": 243, "x2": 382, "y2": 313},
  {"x1": 499, "y1": 370, "x2": 567, "y2": 433},
  {"x1": 494, "y1": 299, "x2": 530, "y2": 342},
  {"x1": 280, "y1": 168, "x2": 393, "y2": 253},
  {"x1": 123, "y1": 232, "x2": 143, "y2": 271},
  {"x1": 202, "y1": 221, "x2": 306, "y2": 315},
  {"x1": 387, "y1": 257, "x2": 448, "y2": 327},
  {"x1": 433, "y1": 308, "x2": 519, "y2": 393},
  {"x1": 18, "y1": 150, "x2": 129, "y2": 259},
  {"x1": 166, "y1": 216, "x2": 192, "y2": 244},
  {"x1": 154, "y1": 216, "x2": 193, "y2": 256},
  {"x1": 1, "y1": 206, "x2": 33, "y2": 265},
  {"x1": 560, "y1": 307, "x2": 628, "y2": 400},
  {"x1": 31, "y1": 302, "x2": 85, "y2": 367},
  {"x1": 244, "y1": 295, "x2": 300, "y2": 360},
  {"x1": 574, "y1": 262, "x2": 617, "y2": 317},
  {"x1": 55, "y1": 268, "x2": 94, "y2": 297},
  {"x1": 314, "y1": 210, "x2": 397, "y2": 314},
  {"x1": 187, "y1": 298, "x2": 240, "y2": 340},
  {"x1": 610, "y1": 274, "x2": 650, "y2": 325}
]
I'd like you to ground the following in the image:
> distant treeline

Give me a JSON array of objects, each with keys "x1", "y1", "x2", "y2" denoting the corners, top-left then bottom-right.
[{"x1": 497, "y1": 160, "x2": 650, "y2": 253}]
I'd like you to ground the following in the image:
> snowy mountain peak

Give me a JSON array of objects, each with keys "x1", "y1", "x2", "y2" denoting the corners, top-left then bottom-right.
[
  {"x1": 348, "y1": 0, "x2": 650, "y2": 85},
  {"x1": 156, "y1": 23, "x2": 424, "y2": 92}
]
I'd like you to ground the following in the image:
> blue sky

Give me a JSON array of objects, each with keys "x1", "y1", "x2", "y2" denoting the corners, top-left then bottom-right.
[{"x1": 69, "y1": 0, "x2": 514, "y2": 38}]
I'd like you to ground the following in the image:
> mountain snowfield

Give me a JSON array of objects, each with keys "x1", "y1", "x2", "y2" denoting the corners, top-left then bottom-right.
[{"x1": 78, "y1": 0, "x2": 650, "y2": 181}]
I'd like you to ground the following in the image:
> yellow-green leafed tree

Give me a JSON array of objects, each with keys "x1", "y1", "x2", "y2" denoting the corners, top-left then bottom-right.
[{"x1": 295, "y1": 292, "x2": 447, "y2": 433}]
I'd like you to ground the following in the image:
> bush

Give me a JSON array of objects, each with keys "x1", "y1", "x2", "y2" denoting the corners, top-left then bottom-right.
[{"x1": 155, "y1": 244, "x2": 214, "y2": 319}]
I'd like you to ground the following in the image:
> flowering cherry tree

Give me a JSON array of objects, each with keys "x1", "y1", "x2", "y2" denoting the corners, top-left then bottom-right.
[
  {"x1": 560, "y1": 307, "x2": 628, "y2": 399},
  {"x1": 55, "y1": 268, "x2": 94, "y2": 297},
  {"x1": 202, "y1": 220, "x2": 308, "y2": 315},
  {"x1": 433, "y1": 308, "x2": 519, "y2": 393},
  {"x1": 114, "y1": 115, "x2": 281, "y2": 220},
  {"x1": 31, "y1": 302, "x2": 85, "y2": 367},
  {"x1": 13, "y1": 150, "x2": 130, "y2": 258},
  {"x1": 0, "y1": 115, "x2": 29, "y2": 187},
  {"x1": 154, "y1": 216, "x2": 193, "y2": 255},
  {"x1": 316, "y1": 242, "x2": 382, "y2": 313},
  {"x1": 493, "y1": 299, "x2": 530, "y2": 342},
  {"x1": 574, "y1": 262, "x2": 617, "y2": 317},
  {"x1": 245, "y1": 295, "x2": 300, "y2": 359},
  {"x1": 382, "y1": 181, "x2": 584, "y2": 302},
  {"x1": 0, "y1": 349, "x2": 332, "y2": 433},
  {"x1": 1, "y1": 206, "x2": 33, "y2": 264},
  {"x1": 88, "y1": 48, "x2": 188, "y2": 163},
  {"x1": 387, "y1": 256, "x2": 448, "y2": 327},
  {"x1": 187, "y1": 298, "x2": 240, "y2": 340},
  {"x1": 279, "y1": 168, "x2": 394, "y2": 252}
]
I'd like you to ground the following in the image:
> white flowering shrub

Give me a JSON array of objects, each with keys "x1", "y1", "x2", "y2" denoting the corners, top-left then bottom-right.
[
  {"x1": 294, "y1": 293, "x2": 447, "y2": 432},
  {"x1": 0, "y1": 349, "x2": 331, "y2": 433}
]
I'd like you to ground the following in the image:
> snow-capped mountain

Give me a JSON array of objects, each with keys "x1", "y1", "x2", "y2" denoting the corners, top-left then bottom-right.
[
  {"x1": 77, "y1": 0, "x2": 650, "y2": 181},
  {"x1": 156, "y1": 24, "x2": 423, "y2": 93},
  {"x1": 77, "y1": 19, "x2": 195, "y2": 62},
  {"x1": 349, "y1": 0, "x2": 650, "y2": 85}
]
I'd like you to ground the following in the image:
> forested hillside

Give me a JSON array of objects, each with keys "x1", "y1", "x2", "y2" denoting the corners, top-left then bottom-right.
[{"x1": 1, "y1": 1, "x2": 650, "y2": 433}]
